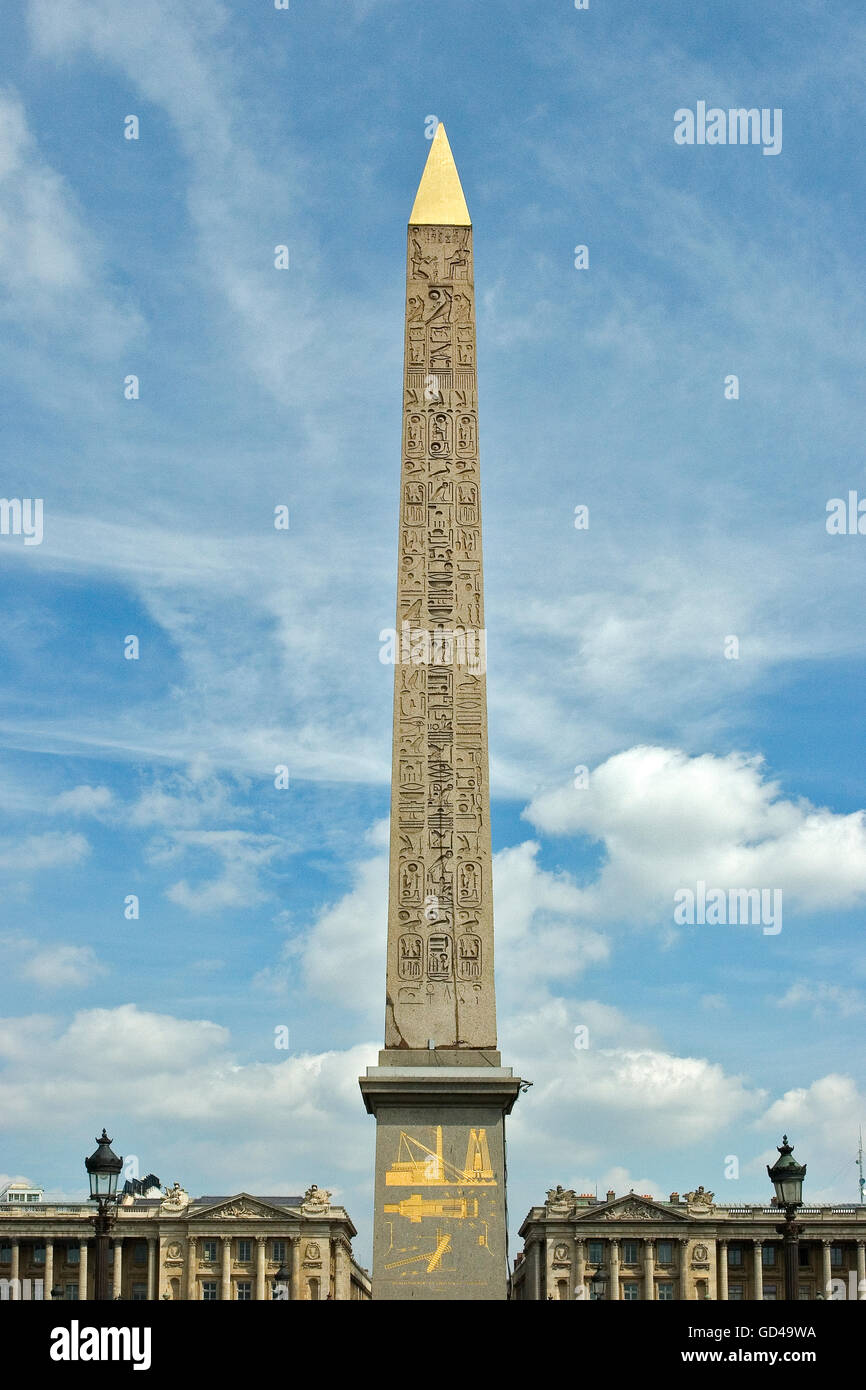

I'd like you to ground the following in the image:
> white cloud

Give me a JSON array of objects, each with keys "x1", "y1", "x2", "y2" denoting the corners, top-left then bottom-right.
[
  {"x1": 777, "y1": 981, "x2": 864, "y2": 1019},
  {"x1": 0, "y1": 831, "x2": 90, "y2": 871},
  {"x1": 524, "y1": 746, "x2": 866, "y2": 926},
  {"x1": 20, "y1": 944, "x2": 106, "y2": 990},
  {"x1": 157, "y1": 830, "x2": 285, "y2": 914},
  {"x1": 53, "y1": 785, "x2": 113, "y2": 817},
  {"x1": 756, "y1": 1075, "x2": 866, "y2": 1201}
]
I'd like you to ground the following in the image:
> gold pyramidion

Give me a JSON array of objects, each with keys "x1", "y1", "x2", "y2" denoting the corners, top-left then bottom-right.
[{"x1": 408, "y1": 123, "x2": 471, "y2": 227}]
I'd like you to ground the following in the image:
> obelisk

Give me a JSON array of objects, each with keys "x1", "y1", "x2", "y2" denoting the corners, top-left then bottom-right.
[{"x1": 360, "y1": 125, "x2": 523, "y2": 1301}]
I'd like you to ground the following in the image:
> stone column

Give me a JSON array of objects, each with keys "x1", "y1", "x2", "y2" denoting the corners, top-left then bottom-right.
[
  {"x1": 575, "y1": 1238, "x2": 586, "y2": 1300},
  {"x1": 112, "y1": 1236, "x2": 123, "y2": 1300},
  {"x1": 186, "y1": 1237, "x2": 197, "y2": 1301},
  {"x1": 335, "y1": 1237, "x2": 351, "y2": 1301},
  {"x1": 856, "y1": 1240, "x2": 865, "y2": 1300},
  {"x1": 679, "y1": 1239, "x2": 689, "y2": 1300},
  {"x1": 10, "y1": 1241, "x2": 19, "y2": 1300},
  {"x1": 717, "y1": 1240, "x2": 728, "y2": 1300},
  {"x1": 752, "y1": 1240, "x2": 763, "y2": 1301},
  {"x1": 821, "y1": 1240, "x2": 831, "y2": 1299},
  {"x1": 220, "y1": 1235, "x2": 231, "y2": 1301},
  {"x1": 79, "y1": 1242, "x2": 89, "y2": 1300},
  {"x1": 147, "y1": 1239, "x2": 157, "y2": 1301},
  {"x1": 609, "y1": 1239, "x2": 619, "y2": 1301},
  {"x1": 44, "y1": 1241, "x2": 54, "y2": 1301},
  {"x1": 291, "y1": 1234, "x2": 301, "y2": 1301},
  {"x1": 643, "y1": 1238, "x2": 654, "y2": 1301},
  {"x1": 255, "y1": 1236, "x2": 267, "y2": 1301}
]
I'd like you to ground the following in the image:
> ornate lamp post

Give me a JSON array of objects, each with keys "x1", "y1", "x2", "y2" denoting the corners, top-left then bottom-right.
[
  {"x1": 85, "y1": 1129, "x2": 123, "y2": 1301},
  {"x1": 767, "y1": 1135, "x2": 807, "y2": 1301},
  {"x1": 590, "y1": 1263, "x2": 606, "y2": 1302},
  {"x1": 271, "y1": 1261, "x2": 290, "y2": 1301}
]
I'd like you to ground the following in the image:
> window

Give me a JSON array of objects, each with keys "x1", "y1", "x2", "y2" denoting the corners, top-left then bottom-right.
[
  {"x1": 273, "y1": 1240, "x2": 286, "y2": 1263},
  {"x1": 132, "y1": 1283, "x2": 147, "y2": 1301},
  {"x1": 762, "y1": 1245, "x2": 777, "y2": 1266},
  {"x1": 556, "y1": 1279, "x2": 568, "y2": 1300},
  {"x1": 67, "y1": 1246, "x2": 80, "y2": 1266},
  {"x1": 622, "y1": 1241, "x2": 638, "y2": 1265},
  {"x1": 762, "y1": 1284, "x2": 777, "y2": 1300},
  {"x1": 236, "y1": 1281, "x2": 252, "y2": 1300},
  {"x1": 201, "y1": 1281, "x2": 218, "y2": 1301},
  {"x1": 728, "y1": 1284, "x2": 744, "y2": 1300},
  {"x1": 623, "y1": 1282, "x2": 639, "y2": 1300},
  {"x1": 202, "y1": 1241, "x2": 217, "y2": 1264},
  {"x1": 728, "y1": 1246, "x2": 743, "y2": 1267},
  {"x1": 33, "y1": 1246, "x2": 45, "y2": 1265},
  {"x1": 657, "y1": 1241, "x2": 673, "y2": 1266},
  {"x1": 830, "y1": 1246, "x2": 844, "y2": 1266},
  {"x1": 237, "y1": 1240, "x2": 252, "y2": 1263},
  {"x1": 133, "y1": 1242, "x2": 147, "y2": 1265},
  {"x1": 798, "y1": 1245, "x2": 811, "y2": 1267},
  {"x1": 798, "y1": 1285, "x2": 812, "y2": 1300},
  {"x1": 0, "y1": 1245, "x2": 10, "y2": 1264},
  {"x1": 65, "y1": 1284, "x2": 79, "y2": 1300},
  {"x1": 588, "y1": 1241, "x2": 604, "y2": 1264},
  {"x1": 657, "y1": 1282, "x2": 674, "y2": 1301}
]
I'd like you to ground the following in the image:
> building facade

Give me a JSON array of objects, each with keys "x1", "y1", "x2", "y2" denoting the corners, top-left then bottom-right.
[
  {"x1": 513, "y1": 1186, "x2": 866, "y2": 1300},
  {"x1": 0, "y1": 1180, "x2": 370, "y2": 1300}
]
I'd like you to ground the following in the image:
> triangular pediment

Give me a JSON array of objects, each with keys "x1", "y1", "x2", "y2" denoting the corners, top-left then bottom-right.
[
  {"x1": 194, "y1": 1193, "x2": 295, "y2": 1222},
  {"x1": 575, "y1": 1195, "x2": 690, "y2": 1223}
]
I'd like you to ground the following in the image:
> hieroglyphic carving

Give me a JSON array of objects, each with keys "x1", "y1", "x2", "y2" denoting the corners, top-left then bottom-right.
[{"x1": 386, "y1": 217, "x2": 497, "y2": 1050}]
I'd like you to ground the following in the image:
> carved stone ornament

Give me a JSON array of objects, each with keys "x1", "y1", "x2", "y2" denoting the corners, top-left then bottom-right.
[
  {"x1": 301, "y1": 1184, "x2": 332, "y2": 1215},
  {"x1": 214, "y1": 1199, "x2": 264, "y2": 1219},
  {"x1": 160, "y1": 1181, "x2": 189, "y2": 1210},
  {"x1": 553, "y1": 1243, "x2": 570, "y2": 1264},
  {"x1": 545, "y1": 1185, "x2": 576, "y2": 1210},
  {"x1": 602, "y1": 1200, "x2": 655, "y2": 1221},
  {"x1": 692, "y1": 1244, "x2": 709, "y2": 1264},
  {"x1": 684, "y1": 1186, "x2": 715, "y2": 1210}
]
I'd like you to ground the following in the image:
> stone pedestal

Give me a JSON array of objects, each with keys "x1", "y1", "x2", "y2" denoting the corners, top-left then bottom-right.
[{"x1": 360, "y1": 1058, "x2": 522, "y2": 1301}]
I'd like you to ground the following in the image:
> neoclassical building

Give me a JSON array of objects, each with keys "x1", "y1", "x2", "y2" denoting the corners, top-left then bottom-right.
[
  {"x1": 513, "y1": 1186, "x2": 866, "y2": 1300},
  {"x1": 0, "y1": 1178, "x2": 370, "y2": 1300}
]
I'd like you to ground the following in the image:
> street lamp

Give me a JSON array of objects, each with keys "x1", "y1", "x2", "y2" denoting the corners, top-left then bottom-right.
[
  {"x1": 590, "y1": 1263, "x2": 606, "y2": 1302},
  {"x1": 85, "y1": 1129, "x2": 123, "y2": 1302},
  {"x1": 271, "y1": 1262, "x2": 290, "y2": 1301},
  {"x1": 767, "y1": 1134, "x2": 807, "y2": 1301}
]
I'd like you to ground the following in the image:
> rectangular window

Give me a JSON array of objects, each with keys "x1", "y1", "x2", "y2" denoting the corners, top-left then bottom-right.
[
  {"x1": 588, "y1": 1241, "x2": 604, "y2": 1264},
  {"x1": 133, "y1": 1242, "x2": 147, "y2": 1265},
  {"x1": 762, "y1": 1245, "x2": 777, "y2": 1266},
  {"x1": 657, "y1": 1241, "x2": 673, "y2": 1266},
  {"x1": 132, "y1": 1283, "x2": 147, "y2": 1301},
  {"x1": 657, "y1": 1282, "x2": 674, "y2": 1301},
  {"x1": 65, "y1": 1284, "x2": 79, "y2": 1300},
  {"x1": 728, "y1": 1246, "x2": 743, "y2": 1267},
  {"x1": 799, "y1": 1245, "x2": 811, "y2": 1267},
  {"x1": 622, "y1": 1241, "x2": 638, "y2": 1265},
  {"x1": 236, "y1": 1281, "x2": 252, "y2": 1301},
  {"x1": 798, "y1": 1285, "x2": 811, "y2": 1300},
  {"x1": 237, "y1": 1240, "x2": 252, "y2": 1263},
  {"x1": 623, "y1": 1282, "x2": 639, "y2": 1300},
  {"x1": 0, "y1": 1245, "x2": 10, "y2": 1264},
  {"x1": 728, "y1": 1284, "x2": 744, "y2": 1300},
  {"x1": 202, "y1": 1241, "x2": 217, "y2": 1264},
  {"x1": 273, "y1": 1240, "x2": 286, "y2": 1263},
  {"x1": 830, "y1": 1245, "x2": 844, "y2": 1266},
  {"x1": 67, "y1": 1246, "x2": 80, "y2": 1266},
  {"x1": 33, "y1": 1246, "x2": 45, "y2": 1265},
  {"x1": 762, "y1": 1284, "x2": 777, "y2": 1300},
  {"x1": 201, "y1": 1281, "x2": 218, "y2": 1301}
]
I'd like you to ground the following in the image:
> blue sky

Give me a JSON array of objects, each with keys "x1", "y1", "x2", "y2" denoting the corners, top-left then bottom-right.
[{"x1": 1, "y1": 0, "x2": 865, "y2": 1263}]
